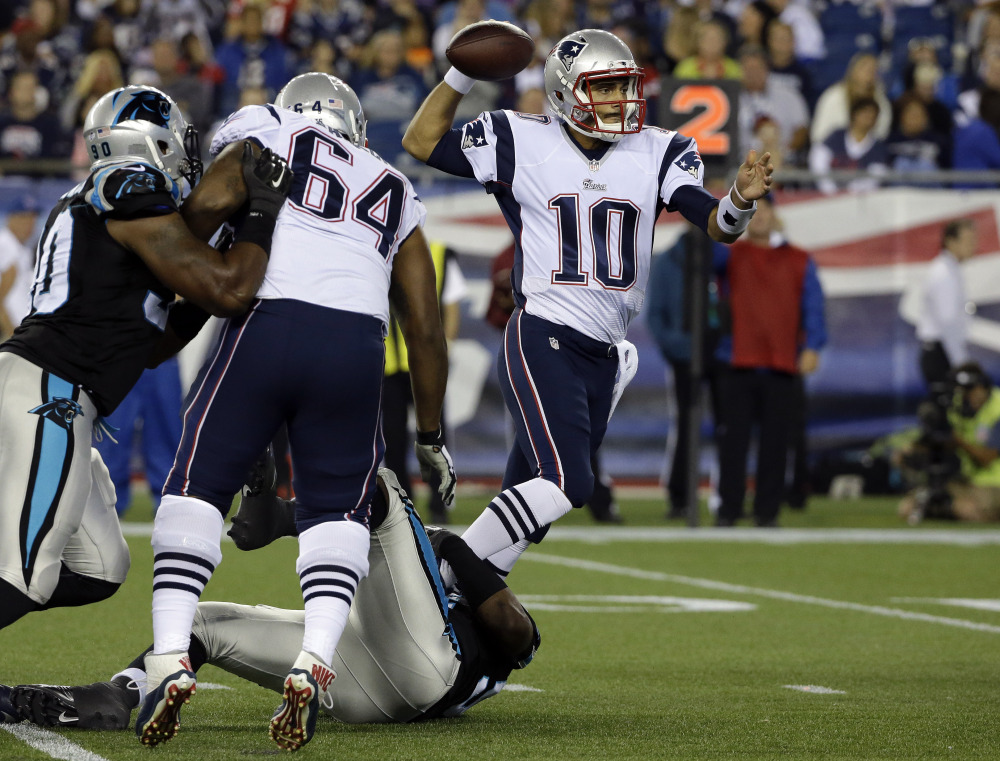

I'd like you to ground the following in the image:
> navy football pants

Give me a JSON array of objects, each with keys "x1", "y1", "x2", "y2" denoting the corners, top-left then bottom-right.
[{"x1": 163, "y1": 299, "x2": 386, "y2": 531}]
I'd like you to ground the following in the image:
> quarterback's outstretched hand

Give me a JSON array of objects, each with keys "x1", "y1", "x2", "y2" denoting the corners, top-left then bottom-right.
[
  {"x1": 415, "y1": 428, "x2": 457, "y2": 510},
  {"x1": 733, "y1": 149, "x2": 773, "y2": 203},
  {"x1": 241, "y1": 142, "x2": 294, "y2": 219}
]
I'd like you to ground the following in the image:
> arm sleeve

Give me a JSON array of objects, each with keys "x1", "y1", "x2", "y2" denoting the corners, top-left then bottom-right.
[
  {"x1": 435, "y1": 533, "x2": 507, "y2": 610},
  {"x1": 427, "y1": 129, "x2": 477, "y2": 178},
  {"x1": 86, "y1": 164, "x2": 180, "y2": 219},
  {"x1": 800, "y1": 257, "x2": 828, "y2": 351}
]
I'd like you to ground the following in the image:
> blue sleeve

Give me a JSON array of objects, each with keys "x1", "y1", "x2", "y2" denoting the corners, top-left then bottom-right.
[
  {"x1": 667, "y1": 184, "x2": 718, "y2": 234},
  {"x1": 427, "y1": 128, "x2": 477, "y2": 178},
  {"x1": 645, "y1": 241, "x2": 691, "y2": 362},
  {"x1": 800, "y1": 257, "x2": 827, "y2": 351}
]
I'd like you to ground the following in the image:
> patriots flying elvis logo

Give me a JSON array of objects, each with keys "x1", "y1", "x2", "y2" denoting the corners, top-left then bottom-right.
[
  {"x1": 462, "y1": 120, "x2": 488, "y2": 149},
  {"x1": 113, "y1": 91, "x2": 172, "y2": 127},
  {"x1": 556, "y1": 38, "x2": 589, "y2": 72},
  {"x1": 29, "y1": 398, "x2": 83, "y2": 431},
  {"x1": 674, "y1": 148, "x2": 703, "y2": 180}
]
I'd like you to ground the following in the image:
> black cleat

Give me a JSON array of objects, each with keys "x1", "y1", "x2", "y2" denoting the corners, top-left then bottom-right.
[
  {"x1": 228, "y1": 447, "x2": 297, "y2": 551},
  {"x1": 0, "y1": 684, "x2": 21, "y2": 724},
  {"x1": 12, "y1": 679, "x2": 137, "y2": 730}
]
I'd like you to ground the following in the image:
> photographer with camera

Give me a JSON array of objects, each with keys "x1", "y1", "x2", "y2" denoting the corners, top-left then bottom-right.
[{"x1": 900, "y1": 362, "x2": 1000, "y2": 523}]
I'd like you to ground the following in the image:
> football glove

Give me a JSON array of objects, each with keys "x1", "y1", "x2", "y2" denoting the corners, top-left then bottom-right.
[
  {"x1": 241, "y1": 142, "x2": 293, "y2": 220},
  {"x1": 414, "y1": 428, "x2": 456, "y2": 510}
]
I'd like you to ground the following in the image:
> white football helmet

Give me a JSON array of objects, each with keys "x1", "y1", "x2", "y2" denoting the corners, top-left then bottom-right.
[
  {"x1": 275, "y1": 73, "x2": 367, "y2": 147},
  {"x1": 83, "y1": 85, "x2": 202, "y2": 185},
  {"x1": 543, "y1": 29, "x2": 646, "y2": 142}
]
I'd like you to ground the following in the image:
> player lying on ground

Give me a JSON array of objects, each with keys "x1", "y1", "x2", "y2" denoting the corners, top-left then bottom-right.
[{"x1": 1, "y1": 466, "x2": 538, "y2": 729}]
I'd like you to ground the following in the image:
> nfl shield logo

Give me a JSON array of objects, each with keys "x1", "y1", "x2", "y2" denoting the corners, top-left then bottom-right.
[
  {"x1": 549, "y1": 337, "x2": 560, "y2": 350},
  {"x1": 589, "y1": 159, "x2": 600, "y2": 172}
]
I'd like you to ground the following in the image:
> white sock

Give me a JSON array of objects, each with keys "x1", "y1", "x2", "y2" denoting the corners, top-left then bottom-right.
[
  {"x1": 110, "y1": 667, "x2": 147, "y2": 704},
  {"x1": 461, "y1": 478, "x2": 571, "y2": 561},
  {"x1": 151, "y1": 496, "x2": 224, "y2": 654},
  {"x1": 486, "y1": 538, "x2": 532, "y2": 576},
  {"x1": 297, "y1": 520, "x2": 370, "y2": 666}
]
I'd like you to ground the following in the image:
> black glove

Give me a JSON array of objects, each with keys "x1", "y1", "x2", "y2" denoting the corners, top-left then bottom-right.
[
  {"x1": 227, "y1": 447, "x2": 298, "y2": 551},
  {"x1": 241, "y1": 142, "x2": 293, "y2": 220}
]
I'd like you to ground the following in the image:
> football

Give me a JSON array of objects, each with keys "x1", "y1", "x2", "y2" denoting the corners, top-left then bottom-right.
[{"x1": 445, "y1": 20, "x2": 535, "y2": 82}]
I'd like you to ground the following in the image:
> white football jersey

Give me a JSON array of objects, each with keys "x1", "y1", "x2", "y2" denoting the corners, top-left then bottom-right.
[
  {"x1": 211, "y1": 105, "x2": 427, "y2": 324},
  {"x1": 459, "y1": 111, "x2": 706, "y2": 344}
]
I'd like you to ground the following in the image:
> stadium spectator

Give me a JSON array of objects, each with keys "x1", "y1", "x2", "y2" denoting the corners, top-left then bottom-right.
[
  {"x1": 811, "y1": 52, "x2": 892, "y2": 147},
  {"x1": 17, "y1": 0, "x2": 80, "y2": 78},
  {"x1": 673, "y1": 19, "x2": 741, "y2": 80},
  {"x1": 735, "y1": 0, "x2": 777, "y2": 50},
  {"x1": 953, "y1": 88, "x2": 1000, "y2": 180},
  {"x1": 737, "y1": 45, "x2": 809, "y2": 166},
  {"x1": 905, "y1": 61, "x2": 954, "y2": 139},
  {"x1": 714, "y1": 195, "x2": 826, "y2": 527},
  {"x1": 956, "y1": 41, "x2": 1000, "y2": 128},
  {"x1": 766, "y1": 20, "x2": 812, "y2": 107},
  {"x1": 0, "y1": 69, "x2": 71, "y2": 172},
  {"x1": 353, "y1": 28, "x2": 430, "y2": 161},
  {"x1": 178, "y1": 31, "x2": 225, "y2": 103},
  {"x1": 371, "y1": 0, "x2": 429, "y2": 54},
  {"x1": 762, "y1": 0, "x2": 824, "y2": 62},
  {"x1": 214, "y1": 3, "x2": 293, "y2": 116},
  {"x1": 660, "y1": 4, "x2": 698, "y2": 75},
  {"x1": 522, "y1": 0, "x2": 577, "y2": 52},
  {"x1": 886, "y1": 93, "x2": 949, "y2": 175},
  {"x1": 913, "y1": 218, "x2": 978, "y2": 389},
  {"x1": 432, "y1": 0, "x2": 502, "y2": 119},
  {"x1": 899, "y1": 362, "x2": 1000, "y2": 524},
  {"x1": 0, "y1": 195, "x2": 39, "y2": 340},
  {"x1": 890, "y1": 37, "x2": 959, "y2": 110},
  {"x1": 809, "y1": 97, "x2": 888, "y2": 195},
  {"x1": 226, "y1": 0, "x2": 295, "y2": 43},
  {"x1": 131, "y1": 37, "x2": 213, "y2": 133},
  {"x1": 286, "y1": 0, "x2": 369, "y2": 66},
  {"x1": 100, "y1": 0, "x2": 151, "y2": 67},
  {"x1": 60, "y1": 48, "x2": 123, "y2": 132},
  {"x1": 0, "y1": 16, "x2": 66, "y2": 104},
  {"x1": 141, "y1": 0, "x2": 216, "y2": 50},
  {"x1": 297, "y1": 37, "x2": 351, "y2": 81}
]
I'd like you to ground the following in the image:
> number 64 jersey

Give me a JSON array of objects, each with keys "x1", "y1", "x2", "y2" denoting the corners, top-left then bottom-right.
[
  {"x1": 437, "y1": 110, "x2": 709, "y2": 345},
  {"x1": 211, "y1": 105, "x2": 426, "y2": 325}
]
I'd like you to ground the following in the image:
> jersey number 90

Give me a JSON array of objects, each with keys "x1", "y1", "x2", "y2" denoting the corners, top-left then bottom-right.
[{"x1": 287, "y1": 129, "x2": 406, "y2": 259}]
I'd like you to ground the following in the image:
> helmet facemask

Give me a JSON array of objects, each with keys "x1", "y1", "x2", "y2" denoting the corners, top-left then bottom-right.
[{"x1": 564, "y1": 69, "x2": 646, "y2": 140}]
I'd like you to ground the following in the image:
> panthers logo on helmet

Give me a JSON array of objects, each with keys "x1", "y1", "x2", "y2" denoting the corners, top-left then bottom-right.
[
  {"x1": 674, "y1": 147, "x2": 703, "y2": 180},
  {"x1": 555, "y1": 38, "x2": 589, "y2": 73},
  {"x1": 113, "y1": 91, "x2": 172, "y2": 128},
  {"x1": 29, "y1": 398, "x2": 84, "y2": 431}
]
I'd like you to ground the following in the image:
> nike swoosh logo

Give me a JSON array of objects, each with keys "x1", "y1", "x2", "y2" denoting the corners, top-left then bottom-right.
[{"x1": 58, "y1": 711, "x2": 78, "y2": 723}]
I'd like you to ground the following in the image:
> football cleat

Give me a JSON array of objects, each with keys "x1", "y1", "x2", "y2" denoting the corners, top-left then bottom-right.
[
  {"x1": 136, "y1": 653, "x2": 196, "y2": 747},
  {"x1": 269, "y1": 651, "x2": 333, "y2": 751},
  {"x1": 228, "y1": 447, "x2": 298, "y2": 551},
  {"x1": 12, "y1": 679, "x2": 136, "y2": 730},
  {"x1": 0, "y1": 684, "x2": 21, "y2": 724}
]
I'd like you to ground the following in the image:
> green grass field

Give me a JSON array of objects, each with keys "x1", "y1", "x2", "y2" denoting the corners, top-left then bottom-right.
[{"x1": 2, "y1": 491, "x2": 999, "y2": 760}]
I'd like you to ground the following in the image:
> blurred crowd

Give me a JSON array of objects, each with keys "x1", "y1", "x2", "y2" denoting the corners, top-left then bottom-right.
[{"x1": 0, "y1": 0, "x2": 999, "y2": 183}]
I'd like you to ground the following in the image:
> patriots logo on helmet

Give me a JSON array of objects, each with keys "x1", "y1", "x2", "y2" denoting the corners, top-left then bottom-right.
[
  {"x1": 674, "y1": 148, "x2": 703, "y2": 180},
  {"x1": 29, "y1": 398, "x2": 84, "y2": 431},
  {"x1": 113, "y1": 91, "x2": 172, "y2": 128},
  {"x1": 555, "y1": 38, "x2": 589, "y2": 72},
  {"x1": 462, "y1": 120, "x2": 488, "y2": 150}
]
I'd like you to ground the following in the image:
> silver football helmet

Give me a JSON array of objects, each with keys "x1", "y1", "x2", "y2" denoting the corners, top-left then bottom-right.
[
  {"x1": 275, "y1": 73, "x2": 367, "y2": 147},
  {"x1": 83, "y1": 85, "x2": 202, "y2": 185},
  {"x1": 543, "y1": 29, "x2": 646, "y2": 142}
]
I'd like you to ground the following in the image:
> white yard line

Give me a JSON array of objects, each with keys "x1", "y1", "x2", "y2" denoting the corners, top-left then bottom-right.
[
  {"x1": 783, "y1": 685, "x2": 846, "y2": 695},
  {"x1": 2, "y1": 724, "x2": 111, "y2": 761},
  {"x1": 523, "y1": 553, "x2": 1000, "y2": 635}
]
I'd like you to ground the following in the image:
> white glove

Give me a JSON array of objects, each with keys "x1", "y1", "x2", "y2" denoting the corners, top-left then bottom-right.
[{"x1": 415, "y1": 428, "x2": 457, "y2": 509}]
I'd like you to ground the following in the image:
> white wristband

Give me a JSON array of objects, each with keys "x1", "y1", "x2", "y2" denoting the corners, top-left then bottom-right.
[
  {"x1": 716, "y1": 187, "x2": 756, "y2": 235},
  {"x1": 444, "y1": 66, "x2": 476, "y2": 95}
]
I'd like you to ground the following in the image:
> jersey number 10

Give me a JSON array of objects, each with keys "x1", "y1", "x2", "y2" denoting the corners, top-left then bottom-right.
[{"x1": 549, "y1": 195, "x2": 639, "y2": 290}]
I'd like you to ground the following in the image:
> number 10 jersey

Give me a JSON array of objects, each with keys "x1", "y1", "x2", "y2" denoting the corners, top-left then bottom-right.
[
  {"x1": 211, "y1": 105, "x2": 427, "y2": 326},
  {"x1": 448, "y1": 110, "x2": 707, "y2": 344}
]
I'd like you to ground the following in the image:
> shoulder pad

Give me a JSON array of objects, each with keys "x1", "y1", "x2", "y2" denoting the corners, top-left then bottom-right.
[{"x1": 86, "y1": 164, "x2": 181, "y2": 219}]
